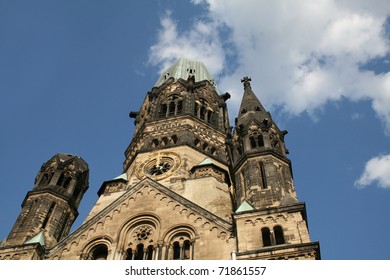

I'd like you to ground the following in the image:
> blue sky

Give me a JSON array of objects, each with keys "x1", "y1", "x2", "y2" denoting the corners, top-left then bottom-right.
[{"x1": 1, "y1": 0, "x2": 390, "y2": 260}]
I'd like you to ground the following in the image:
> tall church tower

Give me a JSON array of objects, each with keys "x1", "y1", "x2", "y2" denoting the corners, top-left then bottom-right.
[
  {"x1": 231, "y1": 77, "x2": 318, "y2": 259},
  {"x1": 1, "y1": 154, "x2": 89, "y2": 259},
  {"x1": 0, "y1": 58, "x2": 319, "y2": 260}
]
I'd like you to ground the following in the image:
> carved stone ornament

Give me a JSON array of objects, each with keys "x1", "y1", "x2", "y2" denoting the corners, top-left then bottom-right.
[{"x1": 136, "y1": 152, "x2": 181, "y2": 180}]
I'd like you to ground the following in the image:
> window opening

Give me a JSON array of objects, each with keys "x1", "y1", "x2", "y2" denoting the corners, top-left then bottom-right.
[
  {"x1": 259, "y1": 162, "x2": 267, "y2": 189},
  {"x1": 42, "y1": 202, "x2": 55, "y2": 229},
  {"x1": 177, "y1": 100, "x2": 183, "y2": 114},
  {"x1": 159, "y1": 104, "x2": 167, "y2": 118},
  {"x1": 135, "y1": 244, "x2": 144, "y2": 260},
  {"x1": 91, "y1": 244, "x2": 108, "y2": 260},
  {"x1": 168, "y1": 102, "x2": 176, "y2": 116},
  {"x1": 173, "y1": 241, "x2": 181, "y2": 260},
  {"x1": 274, "y1": 226, "x2": 285, "y2": 245},
  {"x1": 261, "y1": 227, "x2": 272, "y2": 247}
]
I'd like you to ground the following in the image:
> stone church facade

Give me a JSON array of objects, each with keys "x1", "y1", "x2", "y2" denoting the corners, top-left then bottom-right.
[{"x1": 0, "y1": 58, "x2": 320, "y2": 260}]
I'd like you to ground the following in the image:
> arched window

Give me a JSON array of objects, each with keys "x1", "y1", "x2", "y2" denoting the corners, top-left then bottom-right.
[
  {"x1": 91, "y1": 244, "x2": 108, "y2": 260},
  {"x1": 261, "y1": 227, "x2": 272, "y2": 247},
  {"x1": 168, "y1": 101, "x2": 176, "y2": 116},
  {"x1": 259, "y1": 161, "x2": 267, "y2": 189},
  {"x1": 250, "y1": 136, "x2": 257, "y2": 148},
  {"x1": 274, "y1": 226, "x2": 285, "y2": 245},
  {"x1": 146, "y1": 245, "x2": 154, "y2": 260},
  {"x1": 42, "y1": 202, "x2": 55, "y2": 229},
  {"x1": 134, "y1": 244, "x2": 144, "y2": 260},
  {"x1": 161, "y1": 137, "x2": 168, "y2": 146},
  {"x1": 183, "y1": 240, "x2": 191, "y2": 260},
  {"x1": 171, "y1": 135, "x2": 178, "y2": 144},
  {"x1": 177, "y1": 100, "x2": 183, "y2": 114},
  {"x1": 200, "y1": 106, "x2": 206, "y2": 120},
  {"x1": 72, "y1": 182, "x2": 82, "y2": 200},
  {"x1": 159, "y1": 95, "x2": 184, "y2": 119},
  {"x1": 172, "y1": 241, "x2": 181, "y2": 260},
  {"x1": 40, "y1": 172, "x2": 52, "y2": 186},
  {"x1": 257, "y1": 135, "x2": 264, "y2": 147},
  {"x1": 63, "y1": 176, "x2": 72, "y2": 189},
  {"x1": 159, "y1": 104, "x2": 168, "y2": 118},
  {"x1": 167, "y1": 232, "x2": 194, "y2": 260},
  {"x1": 57, "y1": 173, "x2": 65, "y2": 186},
  {"x1": 249, "y1": 134, "x2": 264, "y2": 149},
  {"x1": 127, "y1": 244, "x2": 154, "y2": 260},
  {"x1": 125, "y1": 248, "x2": 134, "y2": 260},
  {"x1": 151, "y1": 139, "x2": 159, "y2": 148}
]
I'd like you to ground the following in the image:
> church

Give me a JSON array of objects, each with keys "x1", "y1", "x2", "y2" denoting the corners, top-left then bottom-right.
[{"x1": 0, "y1": 58, "x2": 320, "y2": 260}]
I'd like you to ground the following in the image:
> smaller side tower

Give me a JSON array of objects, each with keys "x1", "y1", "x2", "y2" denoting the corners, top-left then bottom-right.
[
  {"x1": 3, "y1": 153, "x2": 89, "y2": 256},
  {"x1": 230, "y1": 77, "x2": 320, "y2": 260}
]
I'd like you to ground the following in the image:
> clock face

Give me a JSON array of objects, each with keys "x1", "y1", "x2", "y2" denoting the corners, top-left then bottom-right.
[
  {"x1": 136, "y1": 152, "x2": 181, "y2": 180},
  {"x1": 148, "y1": 161, "x2": 172, "y2": 175}
]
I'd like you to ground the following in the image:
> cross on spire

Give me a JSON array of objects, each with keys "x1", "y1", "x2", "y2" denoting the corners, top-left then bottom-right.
[{"x1": 241, "y1": 76, "x2": 252, "y2": 88}]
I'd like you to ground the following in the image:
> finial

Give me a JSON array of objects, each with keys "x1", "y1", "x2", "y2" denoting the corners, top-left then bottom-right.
[{"x1": 241, "y1": 76, "x2": 251, "y2": 88}]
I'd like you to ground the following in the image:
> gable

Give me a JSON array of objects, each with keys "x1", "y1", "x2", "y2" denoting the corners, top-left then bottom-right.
[{"x1": 48, "y1": 178, "x2": 233, "y2": 259}]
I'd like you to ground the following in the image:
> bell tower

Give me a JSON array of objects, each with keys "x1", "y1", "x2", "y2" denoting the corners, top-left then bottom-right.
[
  {"x1": 231, "y1": 77, "x2": 293, "y2": 208},
  {"x1": 231, "y1": 77, "x2": 319, "y2": 259},
  {"x1": 121, "y1": 58, "x2": 233, "y2": 220},
  {"x1": 4, "y1": 153, "x2": 89, "y2": 250}
]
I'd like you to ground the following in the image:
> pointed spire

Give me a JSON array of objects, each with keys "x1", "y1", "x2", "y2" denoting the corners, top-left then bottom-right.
[{"x1": 237, "y1": 77, "x2": 269, "y2": 127}]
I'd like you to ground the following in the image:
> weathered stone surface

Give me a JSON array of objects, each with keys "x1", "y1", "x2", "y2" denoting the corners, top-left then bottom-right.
[{"x1": 0, "y1": 59, "x2": 320, "y2": 260}]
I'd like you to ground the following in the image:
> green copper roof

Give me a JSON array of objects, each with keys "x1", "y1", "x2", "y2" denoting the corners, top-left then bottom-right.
[
  {"x1": 25, "y1": 230, "x2": 45, "y2": 246},
  {"x1": 235, "y1": 201, "x2": 254, "y2": 213},
  {"x1": 154, "y1": 58, "x2": 218, "y2": 90},
  {"x1": 113, "y1": 173, "x2": 128, "y2": 181},
  {"x1": 199, "y1": 158, "x2": 215, "y2": 166}
]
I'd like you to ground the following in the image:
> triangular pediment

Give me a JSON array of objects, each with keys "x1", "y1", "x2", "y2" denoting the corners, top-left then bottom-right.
[{"x1": 48, "y1": 177, "x2": 232, "y2": 258}]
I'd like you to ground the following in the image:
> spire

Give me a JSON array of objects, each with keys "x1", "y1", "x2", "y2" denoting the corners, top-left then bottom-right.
[{"x1": 237, "y1": 77, "x2": 269, "y2": 127}]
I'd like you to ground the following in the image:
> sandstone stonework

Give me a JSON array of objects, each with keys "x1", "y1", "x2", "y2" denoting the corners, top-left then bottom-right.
[{"x1": 0, "y1": 58, "x2": 320, "y2": 260}]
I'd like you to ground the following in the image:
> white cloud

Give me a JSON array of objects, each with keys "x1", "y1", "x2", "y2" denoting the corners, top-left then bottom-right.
[
  {"x1": 148, "y1": 11, "x2": 225, "y2": 77},
  {"x1": 149, "y1": 1, "x2": 390, "y2": 132},
  {"x1": 355, "y1": 154, "x2": 390, "y2": 189}
]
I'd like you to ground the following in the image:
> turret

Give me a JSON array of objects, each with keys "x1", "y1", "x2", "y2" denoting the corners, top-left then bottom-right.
[
  {"x1": 4, "y1": 153, "x2": 89, "y2": 248},
  {"x1": 231, "y1": 77, "x2": 296, "y2": 209}
]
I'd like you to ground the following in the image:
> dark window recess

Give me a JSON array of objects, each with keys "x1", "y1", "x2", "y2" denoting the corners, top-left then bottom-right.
[
  {"x1": 146, "y1": 245, "x2": 154, "y2": 260},
  {"x1": 159, "y1": 104, "x2": 167, "y2": 118},
  {"x1": 259, "y1": 162, "x2": 267, "y2": 189},
  {"x1": 177, "y1": 101, "x2": 183, "y2": 114},
  {"x1": 173, "y1": 242, "x2": 181, "y2": 260},
  {"x1": 274, "y1": 226, "x2": 285, "y2": 245},
  {"x1": 72, "y1": 182, "x2": 82, "y2": 200},
  {"x1": 262, "y1": 227, "x2": 272, "y2": 247},
  {"x1": 183, "y1": 240, "x2": 191, "y2": 259},
  {"x1": 258, "y1": 135, "x2": 264, "y2": 147},
  {"x1": 250, "y1": 136, "x2": 257, "y2": 148},
  {"x1": 126, "y1": 248, "x2": 133, "y2": 260},
  {"x1": 57, "y1": 173, "x2": 65, "y2": 186},
  {"x1": 42, "y1": 202, "x2": 55, "y2": 229},
  {"x1": 168, "y1": 102, "x2": 175, "y2": 116},
  {"x1": 91, "y1": 244, "x2": 108, "y2": 260},
  {"x1": 135, "y1": 244, "x2": 144, "y2": 260}
]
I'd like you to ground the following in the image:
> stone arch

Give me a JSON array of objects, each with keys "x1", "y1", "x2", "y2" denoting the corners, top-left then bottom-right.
[
  {"x1": 117, "y1": 213, "x2": 161, "y2": 260},
  {"x1": 81, "y1": 236, "x2": 113, "y2": 260},
  {"x1": 162, "y1": 224, "x2": 198, "y2": 260}
]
